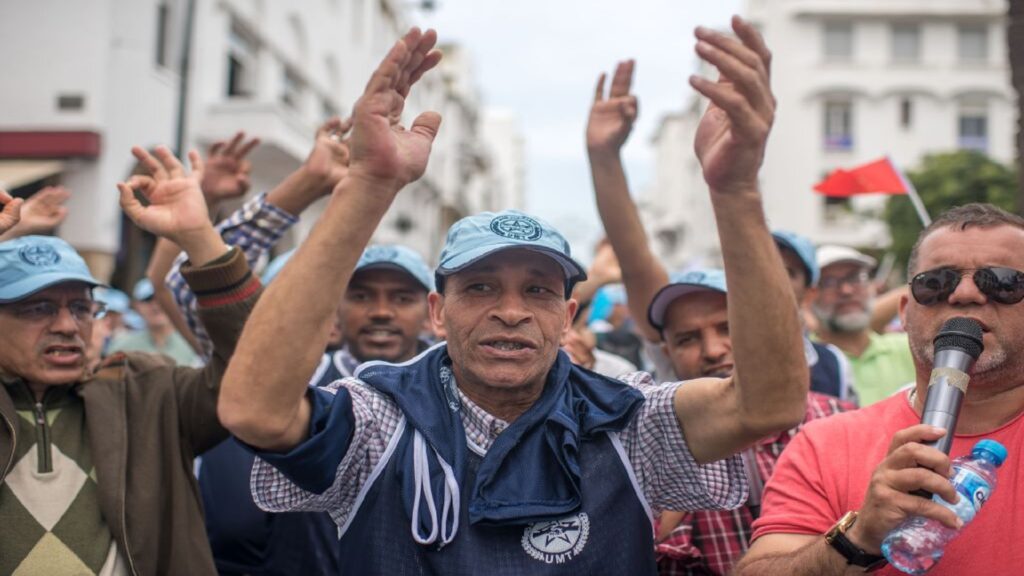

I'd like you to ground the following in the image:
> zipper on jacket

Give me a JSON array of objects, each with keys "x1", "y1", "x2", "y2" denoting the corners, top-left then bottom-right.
[{"x1": 33, "y1": 402, "x2": 52, "y2": 473}]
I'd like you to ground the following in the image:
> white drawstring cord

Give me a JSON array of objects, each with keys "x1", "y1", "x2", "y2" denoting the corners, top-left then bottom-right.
[{"x1": 409, "y1": 430, "x2": 461, "y2": 548}]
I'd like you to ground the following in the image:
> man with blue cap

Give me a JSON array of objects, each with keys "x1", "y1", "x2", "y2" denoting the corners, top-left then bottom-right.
[
  {"x1": 771, "y1": 230, "x2": 856, "y2": 403},
  {"x1": 0, "y1": 144, "x2": 262, "y2": 574},
  {"x1": 219, "y1": 22, "x2": 808, "y2": 573}
]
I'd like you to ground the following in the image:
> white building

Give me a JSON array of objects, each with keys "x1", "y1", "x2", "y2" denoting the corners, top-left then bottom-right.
[
  {"x1": 0, "y1": 0, "x2": 510, "y2": 281},
  {"x1": 480, "y1": 108, "x2": 526, "y2": 212},
  {"x1": 646, "y1": 0, "x2": 1013, "y2": 266}
]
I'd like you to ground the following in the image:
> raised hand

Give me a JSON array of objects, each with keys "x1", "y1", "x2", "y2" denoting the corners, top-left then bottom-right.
[
  {"x1": 304, "y1": 116, "x2": 353, "y2": 190},
  {"x1": 346, "y1": 27, "x2": 443, "y2": 190},
  {"x1": 201, "y1": 132, "x2": 259, "y2": 204},
  {"x1": 690, "y1": 16, "x2": 775, "y2": 196},
  {"x1": 0, "y1": 189, "x2": 23, "y2": 236},
  {"x1": 588, "y1": 240, "x2": 623, "y2": 286},
  {"x1": 117, "y1": 146, "x2": 212, "y2": 244},
  {"x1": 586, "y1": 60, "x2": 639, "y2": 154},
  {"x1": 14, "y1": 186, "x2": 70, "y2": 235}
]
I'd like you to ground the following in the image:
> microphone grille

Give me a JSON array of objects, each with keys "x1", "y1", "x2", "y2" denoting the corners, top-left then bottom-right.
[{"x1": 933, "y1": 317, "x2": 984, "y2": 360}]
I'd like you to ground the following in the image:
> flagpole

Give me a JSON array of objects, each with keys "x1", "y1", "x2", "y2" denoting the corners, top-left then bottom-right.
[{"x1": 887, "y1": 155, "x2": 931, "y2": 227}]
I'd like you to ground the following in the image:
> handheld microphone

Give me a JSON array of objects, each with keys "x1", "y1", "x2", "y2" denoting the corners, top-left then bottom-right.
[{"x1": 919, "y1": 317, "x2": 984, "y2": 454}]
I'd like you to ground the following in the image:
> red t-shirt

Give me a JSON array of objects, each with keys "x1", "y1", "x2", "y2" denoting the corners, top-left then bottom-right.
[{"x1": 752, "y1": 392, "x2": 1024, "y2": 576}]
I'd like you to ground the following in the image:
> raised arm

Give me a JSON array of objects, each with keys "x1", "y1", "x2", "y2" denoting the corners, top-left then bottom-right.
[
  {"x1": 586, "y1": 60, "x2": 669, "y2": 343},
  {"x1": 218, "y1": 28, "x2": 443, "y2": 452},
  {"x1": 147, "y1": 131, "x2": 260, "y2": 352},
  {"x1": 672, "y1": 17, "x2": 808, "y2": 463}
]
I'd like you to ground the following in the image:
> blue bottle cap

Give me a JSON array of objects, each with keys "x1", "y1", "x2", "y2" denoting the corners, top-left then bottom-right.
[{"x1": 972, "y1": 439, "x2": 1008, "y2": 467}]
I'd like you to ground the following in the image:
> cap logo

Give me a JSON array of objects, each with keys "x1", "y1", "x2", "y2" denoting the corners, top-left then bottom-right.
[
  {"x1": 490, "y1": 215, "x2": 542, "y2": 241},
  {"x1": 364, "y1": 246, "x2": 398, "y2": 261},
  {"x1": 683, "y1": 271, "x2": 705, "y2": 283},
  {"x1": 19, "y1": 244, "x2": 61, "y2": 267}
]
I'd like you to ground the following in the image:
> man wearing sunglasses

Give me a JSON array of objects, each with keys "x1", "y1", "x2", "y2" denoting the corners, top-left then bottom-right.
[
  {"x1": 812, "y1": 245, "x2": 917, "y2": 406},
  {"x1": 0, "y1": 146, "x2": 261, "y2": 575},
  {"x1": 736, "y1": 203, "x2": 1024, "y2": 575}
]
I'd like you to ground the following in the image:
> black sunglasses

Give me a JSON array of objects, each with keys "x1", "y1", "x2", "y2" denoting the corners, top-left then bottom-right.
[{"x1": 909, "y1": 267, "x2": 1024, "y2": 305}]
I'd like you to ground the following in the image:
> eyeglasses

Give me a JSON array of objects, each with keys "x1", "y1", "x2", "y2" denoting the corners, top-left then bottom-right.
[
  {"x1": 1, "y1": 299, "x2": 107, "y2": 323},
  {"x1": 909, "y1": 267, "x2": 1024, "y2": 305},
  {"x1": 818, "y1": 270, "x2": 870, "y2": 291}
]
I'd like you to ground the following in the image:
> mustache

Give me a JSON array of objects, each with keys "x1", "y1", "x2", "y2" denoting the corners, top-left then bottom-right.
[{"x1": 38, "y1": 336, "x2": 86, "y2": 350}]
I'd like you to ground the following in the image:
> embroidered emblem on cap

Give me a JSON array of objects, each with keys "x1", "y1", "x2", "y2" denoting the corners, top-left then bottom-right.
[
  {"x1": 364, "y1": 246, "x2": 399, "y2": 261},
  {"x1": 521, "y1": 512, "x2": 589, "y2": 564},
  {"x1": 19, "y1": 244, "x2": 61, "y2": 267},
  {"x1": 683, "y1": 271, "x2": 706, "y2": 283},
  {"x1": 490, "y1": 215, "x2": 542, "y2": 241}
]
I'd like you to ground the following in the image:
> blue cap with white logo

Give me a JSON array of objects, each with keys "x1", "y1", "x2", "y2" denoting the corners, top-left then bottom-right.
[
  {"x1": 0, "y1": 235, "x2": 103, "y2": 303},
  {"x1": 647, "y1": 268, "x2": 727, "y2": 331},
  {"x1": 132, "y1": 278, "x2": 155, "y2": 301},
  {"x1": 355, "y1": 244, "x2": 434, "y2": 291},
  {"x1": 94, "y1": 287, "x2": 131, "y2": 315},
  {"x1": 772, "y1": 230, "x2": 819, "y2": 287},
  {"x1": 435, "y1": 210, "x2": 586, "y2": 293}
]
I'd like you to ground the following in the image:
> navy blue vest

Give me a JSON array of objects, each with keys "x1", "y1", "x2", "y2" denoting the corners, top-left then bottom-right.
[
  {"x1": 338, "y1": 423, "x2": 657, "y2": 575},
  {"x1": 809, "y1": 341, "x2": 842, "y2": 399}
]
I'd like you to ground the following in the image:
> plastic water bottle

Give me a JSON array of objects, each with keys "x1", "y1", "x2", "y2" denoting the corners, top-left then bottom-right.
[{"x1": 881, "y1": 439, "x2": 1008, "y2": 575}]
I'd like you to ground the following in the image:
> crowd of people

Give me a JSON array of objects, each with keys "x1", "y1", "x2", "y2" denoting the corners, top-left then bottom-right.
[{"x1": 1, "y1": 16, "x2": 1023, "y2": 576}]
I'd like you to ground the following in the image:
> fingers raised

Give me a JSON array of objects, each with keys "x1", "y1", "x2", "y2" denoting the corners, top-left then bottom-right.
[
  {"x1": 154, "y1": 146, "x2": 186, "y2": 178},
  {"x1": 609, "y1": 59, "x2": 634, "y2": 99},
  {"x1": 731, "y1": 15, "x2": 772, "y2": 76},
  {"x1": 132, "y1": 146, "x2": 167, "y2": 180},
  {"x1": 594, "y1": 73, "x2": 607, "y2": 102}
]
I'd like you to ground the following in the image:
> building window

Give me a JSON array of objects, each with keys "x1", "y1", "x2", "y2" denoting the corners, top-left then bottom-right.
[
  {"x1": 900, "y1": 97, "x2": 913, "y2": 129},
  {"x1": 958, "y1": 24, "x2": 988, "y2": 63},
  {"x1": 227, "y1": 22, "x2": 257, "y2": 98},
  {"x1": 155, "y1": 2, "x2": 171, "y2": 68},
  {"x1": 824, "y1": 100, "x2": 853, "y2": 151},
  {"x1": 958, "y1": 103, "x2": 988, "y2": 152},
  {"x1": 281, "y1": 66, "x2": 305, "y2": 110},
  {"x1": 891, "y1": 23, "x2": 920, "y2": 63},
  {"x1": 823, "y1": 22, "x2": 854, "y2": 62}
]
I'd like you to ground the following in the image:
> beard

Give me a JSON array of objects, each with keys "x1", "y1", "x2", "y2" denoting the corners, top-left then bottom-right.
[
  {"x1": 813, "y1": 302, "x2": 872, "y2": 333},
  {"x1": 909, "y1": 333, "x2": 1009, "y2": 376}
]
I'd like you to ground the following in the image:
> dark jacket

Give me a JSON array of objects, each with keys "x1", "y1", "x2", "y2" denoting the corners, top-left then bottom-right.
[{"x1": 0, "y1": 248, "x2": 259, "y2": 575}]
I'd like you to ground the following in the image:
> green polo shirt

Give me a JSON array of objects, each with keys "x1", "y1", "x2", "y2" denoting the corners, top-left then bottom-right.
[{"x1": 845, "y1": 332, "x2": 918, "y2": 406}]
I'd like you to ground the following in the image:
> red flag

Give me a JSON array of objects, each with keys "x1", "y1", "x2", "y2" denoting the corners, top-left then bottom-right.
[{"x1": 813, "y1": 157, "x2": 909, "y2": 197}]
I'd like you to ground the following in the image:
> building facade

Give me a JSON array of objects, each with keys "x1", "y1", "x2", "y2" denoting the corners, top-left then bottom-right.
[
  {"x1": 0, "y1": 0, "x2": 519, "y2": 281},
  {"x1": 645, "y1": 0, "x2": 1013, "y2": 267}
]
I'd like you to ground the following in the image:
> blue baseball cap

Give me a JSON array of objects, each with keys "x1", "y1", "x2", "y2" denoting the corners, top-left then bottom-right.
[
  {"x1": 0, "y1": 235, "x2": 103, "y2": 303},
  {"x1": 355, "y1": 244, "x2": 434, "y2": 291},
  {"x1": 261, "y1": 249, "x2": 296, "y2": 285},
  {"x1": 132, "y1": 278, "x2": 155, "y2": 301},
  {"x1": 647, "y1": 268, "x2": 727, "y2": 331},
  {"x1": 435, "y1": 210, "x2": 586, "y2": 293},
  {"x1": 772, "y1": 230, "x2": 819, "y2": 287},
  {"x1": 94, "y1": 287, "x2": 131, "y2": 315}
]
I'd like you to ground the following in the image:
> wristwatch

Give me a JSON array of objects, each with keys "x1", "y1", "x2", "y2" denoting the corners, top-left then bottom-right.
[{"x1": 824, "y1": 511, "x2": 888, "y2": 572}]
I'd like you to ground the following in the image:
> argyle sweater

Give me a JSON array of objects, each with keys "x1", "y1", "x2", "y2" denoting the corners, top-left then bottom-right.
[{"x1": 0, "y1": 381, "x2": 126, "y2": 575}]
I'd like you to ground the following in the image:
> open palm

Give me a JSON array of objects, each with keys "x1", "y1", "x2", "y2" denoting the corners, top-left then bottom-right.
[
  {"x1": 118, "y1": 146, "x2": 211, "y2": 243},
  {"x1": 347, "y1": 28, "x2": 443, "y2": 189},
  {"x1": 586, "y1": 60, "x2": 638, "y2": 153}
]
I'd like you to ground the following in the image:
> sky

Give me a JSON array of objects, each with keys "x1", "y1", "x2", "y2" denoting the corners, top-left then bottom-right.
[{"x1": 415, "y1": 0, "x2": 742, "y2": 262}]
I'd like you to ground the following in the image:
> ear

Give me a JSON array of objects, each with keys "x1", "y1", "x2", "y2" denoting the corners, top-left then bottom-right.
[
  {"x1": 897, "y1": 290, "x2": 910, "y2": 330},
  {"x1": 428, "y1": 292, "x2": 447, "y2": 340},
  {"x1": 563, "y1": 298, "x2": 579, "y2": 338}
]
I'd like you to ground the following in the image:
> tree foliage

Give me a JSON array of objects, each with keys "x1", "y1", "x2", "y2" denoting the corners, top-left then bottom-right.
[{"x1": 884, "y1": 151, "x2": 1017, "y2": 274}]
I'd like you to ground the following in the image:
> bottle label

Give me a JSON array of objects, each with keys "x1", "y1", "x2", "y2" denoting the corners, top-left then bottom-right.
[{"x1": 951, "y1": 467, "x2": 991, "y2": 511}]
